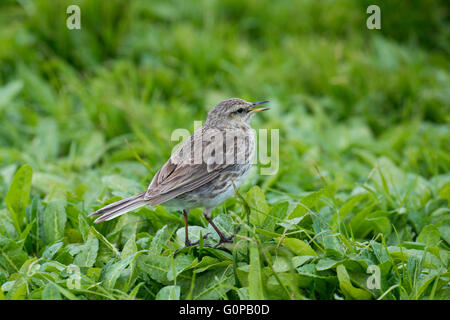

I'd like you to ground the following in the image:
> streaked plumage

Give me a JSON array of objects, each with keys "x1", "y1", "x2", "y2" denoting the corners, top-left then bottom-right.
[{"x1": 89, "y1": 98, "x2": 269, "y2": 248}]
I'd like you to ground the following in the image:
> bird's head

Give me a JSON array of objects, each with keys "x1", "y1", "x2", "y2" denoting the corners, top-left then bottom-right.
[{"x1": 205, "y1": 98, "x2": 269, "y2": 127}]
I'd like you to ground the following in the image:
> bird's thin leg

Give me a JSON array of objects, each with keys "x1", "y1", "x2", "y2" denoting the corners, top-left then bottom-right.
[
  {"x1": 183, "y1": 209, "x2": 191, "y2": 246},
  {"x1": 203, "y1": 208, "x2": 239, "y2": 248},
  {"x1": 177, "y1": 209, "x2": 208, "y2": 250}
]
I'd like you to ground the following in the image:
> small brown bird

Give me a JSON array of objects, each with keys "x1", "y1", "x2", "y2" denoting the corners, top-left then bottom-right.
[{"x1": 89, "y1": 98, "x2": 269, "y2": 248}]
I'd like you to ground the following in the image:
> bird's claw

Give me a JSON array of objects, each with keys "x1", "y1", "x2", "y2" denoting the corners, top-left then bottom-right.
[
  {"x1": 210, "y1": 225, "x2": 241, "y2": 248},
  {"x1": 185, "y1": 232, "x2": 210, "y2": 247},
  {"x1": 174, "y1": 233, "x2": 210, "y2": 253}
]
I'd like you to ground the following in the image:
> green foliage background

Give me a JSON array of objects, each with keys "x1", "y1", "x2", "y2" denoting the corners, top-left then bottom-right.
[{"x1": 0, "y1": 0, "x2": 449, "y2": 300}]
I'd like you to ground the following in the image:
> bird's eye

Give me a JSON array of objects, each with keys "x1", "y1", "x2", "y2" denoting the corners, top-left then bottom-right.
[{"x1": 235, "y1": 108, "x2": 245, "y2": 114}]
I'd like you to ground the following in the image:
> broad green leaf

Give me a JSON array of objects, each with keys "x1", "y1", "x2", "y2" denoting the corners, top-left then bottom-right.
[
  {"x1": 248, "y1": 242, "x2": 265, "y2": 299},
  {"x1": 128, "y1": 282, "x2": 145, "y2": 300},
  {"x1": 292, "y1": 256, "x2": 315, "y2": 268},
  {"x1": 43, "y1": 199, "x2": 67, "y2": 244},
  {"x1": 266, "y1": 273, "x2": 301, "y2": 300},
  {"x1": 77, "y1": 214, "x2": 91, "y2": 241},
  {"x1": 272, "y1": 257, "x2": 292, "y2": 273},
  {"x1": 263, "y1": 201, "x2": 289, "y2": 232},
  {"x1": 5, "y1": 276, "x2": 27, "y2": 300},
  {"x1": 88, "y1": 227, "x2": 119, "y2": 256},
  {"x1": 336, "y1": 264, "x2": 372, "y2": 300},
  {"x1": 0, "y1": 209, "x2": 18, "y2": 239},
  {"x1": 167, "y1": 254, "x2": 196, "y2": 281},
  {"x1": 50, "y1": 282, "x2": 78, "y2": 300},
  {"x1": 137, "y1": 253, "x2": 172, "y2": 285},
  {"x1": 73, "y1": 237, "x2": 99, "y2": 268},
  {"x1": 438, "y1": 182, "x2": 450, "y2": 202},
  {"x1": 0, "y1": 80, "x2": 23, "y2": 109},
  {"x1": 121, "y1": 234, "x2": 137, "y2": 259},
  {"x1": 32, "y1": 118, "x2": 59, "y2": 161},
  {"x1": 337, "y1": 193, "x2": 368, "y2": 220},
  {"x1": 150, "y1": 225, "x2": 170, "y2": 254},
  {"x1": 42, "y1": 241, "x2": 64, "y2": 259},
  {"x1": 246, "y1": 186, "x2": 270, "y2": 226},
  {"x1": 288, "y1": 190, "x2": 323, "y2": 219},
  {"x1": 0, "y1": 236, "x2": 28, "y2": 273},
  {"x1": 276, "y1": 237, "x2": 317, "y2": 256},
  {"x1": 42, "y1": 282, "x2": 62, "y2": 300},
  {"x1": 316, "y1": 258, "x2": 340, "y2": 271},
  {"x1": 417, "y1": 225, "x2": 440, "y2": 247},
  {"x1": 102, "y1": 175, "x2": 142, "y2": 198},
  {"x1": 5, "y1": 164, "x2": 33, "y2": 231},
  {"x1": 191, "y1": 267, "x2": 234, "y2": 300},
  {"x1": 236, "y1": 287, "x2": 249, "y2": 300},
  {"x1": 79, "y1": 131, "x2": 105, "y2": 168},
  {"x1": 156, "y1": 285, "x2": 180, "y2": 300},
  {"x1": 437, "y1": 217, "x2": 449, "y2": 245},
  {"x1": 102, "y1": 252, "x2": 142, "y2": 289},
  {"x1": 312, "y1": 215, "x2": 345, "y2": 256},
  {"x1": 193, "y1": 258, "x2": 231, "y2": 274}
]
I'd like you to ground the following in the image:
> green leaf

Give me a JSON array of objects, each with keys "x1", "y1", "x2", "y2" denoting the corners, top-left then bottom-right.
[
  {"x1": 0, "y1": 236, "x2": 28, "y2": 273},
  {"x1": 78, "y1": 214, "x2": 91, "y2": 241},
  {"x1": 43, "y1": 199, "x2": 67, "y2": 244},
  {"x1": 193, "y1": 256, "x2": 230, "y2": 274},
  {"x1": 121, "y1": 234, "x2": 137, "y2": 259},
  {"x1": 0, "y1": 80, "x2": 23, "y2": 109},
  {"x1": 5, "y1": 164, "x2": 33, "y2": 231},
  {"x1": 42, "y1": 282, "x2": 62, "y2": 300},
  {"x1": 248, "y1": 242, "x2": 265, "y2": 300},
  {"x1": 89, "y1": 227, "x2": 119, "y2": 256},
  {"x1": 337, "y1": 193, "x2": 368, "y2": 220},
  {"x1": 49, "y1": 282, "x2": 78, "y2": 300},
  {"x1": 246, "y1": 186, "x2": 270, "y2": 226},
  {"x1": 102, "y1": 252, "x2": 141, "y2": 289},
  {"x1": 42, "y1": 241, "x2": 64, "y2": 259},
  {"x1": 263, "y1": 201, "x2": 289, "y2": 232},
  {"x1": 288, "y1": 190, "x2": 323, "y2": 219},
  {"x1": 150, "y1": 225, "x2": 170, "y2": 254},
  {"x1": 191, "y1": 267, "x2": 234, "y2": 300},
  {"x1": 417, "y1": 225, "x2": 440, "y2": 247},
  {"x1": 316, "y1": 258, "x2": 340, "y2": 271},
  {"x1": 79, "y1": 131, "x2": 105, "y2": 168},
  {"x1": 5, "y1": 276, "x2": 27, "y2": 300},
  {"x1": 276, "y1": 237, "x2": 317, "y2": 256},
  {"x1": 438, "y1": 182, "x2": 450, "y2": 202},
  {"x1": 336, "y1": 264, "x2": 372, "y2": 300},
  {"x1": 156, "y1": 285, "x2": 180, "y2": 300},
  {"x1": 266, "y1": 273, "x2": 301, "y2": 299},
  {"x1": 33, "y1": 118, "x2": 59, "y2": 161},
  {"x1": 73, "y1": 237, "x2": 99, "y2": 268},
  {"x1": 167, "y1": 254, "x2": 196, "y2": 281},
  {"x1": 137, "y1": 253, "x2": 172, "y2": 285}
]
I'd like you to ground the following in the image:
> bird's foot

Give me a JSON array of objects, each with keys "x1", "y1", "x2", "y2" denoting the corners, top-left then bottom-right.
[
  {"x1": 209, "y1": 225, "x2": 241, "y2": 248},
  {"x1": 174, "y1": 233, "x2": 210, "y2": 253},
  {"x1": 185, "y1": 233, "x2": 210, "y2": 247}
]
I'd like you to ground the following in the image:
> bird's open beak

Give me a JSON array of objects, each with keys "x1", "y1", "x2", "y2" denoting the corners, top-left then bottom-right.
[{"x1": 248, "y1": 100, "x2": 270, "y2": 114}]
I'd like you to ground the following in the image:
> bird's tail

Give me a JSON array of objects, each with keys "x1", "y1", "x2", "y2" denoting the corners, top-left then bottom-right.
[{"x1": 89, "y1": 192, "x2": 147, "y2": 223}]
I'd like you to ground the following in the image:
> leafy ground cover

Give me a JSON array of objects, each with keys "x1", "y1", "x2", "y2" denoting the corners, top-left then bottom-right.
[{"x1": 0, "y1": 0, "x2": 449, "y2": 300}]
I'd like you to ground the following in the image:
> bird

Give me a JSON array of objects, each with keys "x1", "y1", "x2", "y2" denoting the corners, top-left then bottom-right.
[{"x1": 89, "y1": 98, "x2": 269, "y2": 248}]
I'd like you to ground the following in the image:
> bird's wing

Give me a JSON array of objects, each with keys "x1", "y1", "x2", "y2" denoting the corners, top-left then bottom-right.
[{"x1": 144, "y1": 126, "x2": 252, "y2": 205}]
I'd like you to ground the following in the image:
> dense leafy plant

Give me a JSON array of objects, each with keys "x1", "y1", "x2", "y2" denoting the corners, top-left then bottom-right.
[{"x1": 0, "y1": 0, "x2": 448, "y2": 300}]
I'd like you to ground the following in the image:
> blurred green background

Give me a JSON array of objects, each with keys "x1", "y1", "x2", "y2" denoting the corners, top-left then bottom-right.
[{"x1": 0, "y1": 0, "x2": 448, "y2": 300}]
